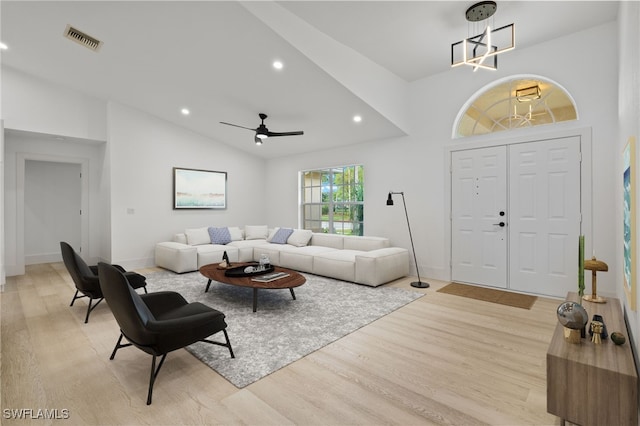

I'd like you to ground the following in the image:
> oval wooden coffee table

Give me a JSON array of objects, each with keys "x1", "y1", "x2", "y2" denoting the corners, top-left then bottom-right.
[{"x1": 199, "y1": 263, "x2": 306, "y2": 312}]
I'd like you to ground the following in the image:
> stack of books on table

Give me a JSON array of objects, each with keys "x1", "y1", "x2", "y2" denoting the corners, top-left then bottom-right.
[{"x1": 251, "y1": 272, "x2": 290, "y2": 282}]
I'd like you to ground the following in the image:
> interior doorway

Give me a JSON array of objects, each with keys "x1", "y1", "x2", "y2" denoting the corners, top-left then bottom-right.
[
  {"x1": 24, "y1": 160, "x2": 82, "y2": 264},
  {"x1": 13, "y1": 152, "x2": 90, "y2": 275},
  {"x1": 451, "y1": 135, "x2": 584, "y2": 298}
]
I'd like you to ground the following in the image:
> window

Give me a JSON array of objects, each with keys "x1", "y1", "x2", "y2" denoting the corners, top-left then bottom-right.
[
  {"x1": 300, "y1": 165, "x2": 364, "y2": 235},
  {"x1": 455, "y1": 76, "x2": 578, "y2": 138}
]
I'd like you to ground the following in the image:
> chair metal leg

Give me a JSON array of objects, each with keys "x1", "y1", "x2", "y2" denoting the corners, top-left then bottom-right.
[
  {"x1": 223, "y1": 329, "x2": 235, "y2": 358},
  {"x1": 143, "y1": 286, "x2": 148, "y2": 294},
  {"x1": 84, "y1": 297, "x2": 104, "y2": 323},
  {"x1": 147, "y1": 353, "x2": 167, "y2": 405},
  {"x1": 109, "y1": 333, "x2": 133, "y2": 360},
  {"x1": 202, "y1": 329, "x2": 235, "y2": 359},
  {"x1": 70, "y1": 290, "x2": 81, "y2": 306}
]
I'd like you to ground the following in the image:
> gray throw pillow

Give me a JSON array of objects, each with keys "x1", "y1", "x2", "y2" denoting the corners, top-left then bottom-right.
[
  {"x1": 208, "y1": 227, "x2": 232, "y2": 245},
  {"x1": 270, "y1": 227, "x2": 294, "y2": 244}
]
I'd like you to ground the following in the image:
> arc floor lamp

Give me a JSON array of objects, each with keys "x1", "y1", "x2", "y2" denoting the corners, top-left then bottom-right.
[{"x1": 386, "y1": 191, "x2": 430, "y2": 288}]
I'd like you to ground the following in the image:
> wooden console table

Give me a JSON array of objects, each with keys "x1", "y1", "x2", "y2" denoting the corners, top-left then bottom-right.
[{"x1": 547, "y1": 292, "x2": 638, "y2": 425}]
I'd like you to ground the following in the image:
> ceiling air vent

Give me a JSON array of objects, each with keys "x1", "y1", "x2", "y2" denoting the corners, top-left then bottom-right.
[{"x1": 63, "y1": 25, "x2": 102, "y2": 52}]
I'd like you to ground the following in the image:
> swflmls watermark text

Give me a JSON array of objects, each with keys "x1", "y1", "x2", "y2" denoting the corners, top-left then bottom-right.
[{"x1": 3, "y1": 408, "x2": 70, "y2": 420}]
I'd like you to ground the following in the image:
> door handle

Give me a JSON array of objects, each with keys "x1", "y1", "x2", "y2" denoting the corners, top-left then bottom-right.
[{"x1": 493, "y1": 222, "x2": 506, "y2": 227}]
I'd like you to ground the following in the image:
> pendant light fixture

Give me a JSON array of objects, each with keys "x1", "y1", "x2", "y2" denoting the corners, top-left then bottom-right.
[{"x1": 451, "y1": 1, "x2": 515, "y2": 71}]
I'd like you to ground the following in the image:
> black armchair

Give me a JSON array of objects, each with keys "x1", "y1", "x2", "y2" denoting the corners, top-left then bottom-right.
[
  {"x1": 60, "y1": 242, "x2": 147, "y2": 323},
  {"x1": 97, "y1": 262, "x2": 234, "y2": 405}
]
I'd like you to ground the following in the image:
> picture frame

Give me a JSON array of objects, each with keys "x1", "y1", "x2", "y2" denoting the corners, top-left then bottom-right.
[
  {"x1": 623, "y1": 137, "x2": 636, "y2": 310},
  {"x1": 173, "y1": 167, "x2": 227, "y2": 209}
]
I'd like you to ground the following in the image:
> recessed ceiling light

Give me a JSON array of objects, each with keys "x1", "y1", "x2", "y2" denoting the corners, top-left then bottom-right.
[
  {"x1": 272, "y1": 60, "x2": 283, "y2": 70},
  {"x1": 0, "y1": 42, "x2": 8, "y2": 50},
  {"x1": 353, "y1": 115, "x2": 362, "y2": 123},
  {"x1": 181, "y1": 108, "x2": 190, "y2": 116}
]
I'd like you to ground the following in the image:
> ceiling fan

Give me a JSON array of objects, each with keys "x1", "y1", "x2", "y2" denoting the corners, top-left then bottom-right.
[{"x1": 220, "y1": 113, "x2": 304, "y2": 145}]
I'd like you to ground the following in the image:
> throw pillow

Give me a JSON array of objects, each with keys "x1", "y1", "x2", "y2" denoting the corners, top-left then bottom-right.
[
  {"x1": 245, "y1": 225, "x2": 269, "y2": 240},
  {"x1": 287, "y1": 229, "x2": 313, "y2": 247},
  {"x1": 266, "y1": 227, "x2": 280, "y2": 242},
  {"x1": 228, "y1": 226, "x2": 243, "y2": 241},
  {"x1": 185, "y1": 227, "x2": 211, "y2": 246},
  {"x1": 208, "y1": 227, "x2": 232, "y2": 245},
  {"x1": 270, "y1": 228, "x2": 294, "y2": 244}
]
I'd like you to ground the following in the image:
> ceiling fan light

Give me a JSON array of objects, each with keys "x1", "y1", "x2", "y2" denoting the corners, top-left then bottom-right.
[{"x1": 256, "y1": 133, "x2": 268, "y2": 139}]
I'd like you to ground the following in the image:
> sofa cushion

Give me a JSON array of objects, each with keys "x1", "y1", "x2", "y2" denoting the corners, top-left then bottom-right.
[
  {"x1": 279, "y1": 245, "x2": 338, "y2": 273},
  {"x1": 173, "y1": 233, "x2": 188, "y2": 244},
  {"x1": 266, "y1": 227, "x2": 279, "y2": 242},
  {"x1": 270, "y1": 227, "x2": 294, "y2": 244},
  {"x1": 312, "y1": 250, "x2": 360, "y2": 282},
  {"x1": 228, "y1": 226, "x2": 243, "y2": 241},
  {"x1": 310, "y1": 233, "x2": 344, "y2": 249},
  {"x1": 252, "y1": 244, "x2": 282, "y2": 266},
  {"x1": 227, "y1": 239, "x2": 268, "y2": 262},
  {"x1": 208, "y1": 227, "x2": 232, "y2": 245},
  {"x1": 155, "y1": 242, "x2": 197, "y2": 273},
  {"x1": 196, "y1": 244, "x2": 239, "y2": 266},
  {"x1": 287, "y1": 229, "x2": 313, "y2": 247},
  {"x1": 355, "y1": 248, "x2": 410, "y2": 287},
  {"x1": 185, "y1": 227, "x2": 211, "y2": 246},
  {"x1": 245, "y1": 225, "x2": 269, "y2": 240},
  {"x1": 343, "y1": 235, "x2": 390, "y2": 251}
]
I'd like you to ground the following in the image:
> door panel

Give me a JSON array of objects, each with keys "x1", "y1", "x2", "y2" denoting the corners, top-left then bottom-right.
[
  {"x1": 451, "y1": 147, "x2": 507, "y2": 288},
  {"x1": 508, "y1": 137, "x2": 581, "y2": 297}
]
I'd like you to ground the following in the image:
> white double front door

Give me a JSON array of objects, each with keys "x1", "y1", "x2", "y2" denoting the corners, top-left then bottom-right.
[{"x1": 451, "y1": 136, "x2": 581, "y2": 297}]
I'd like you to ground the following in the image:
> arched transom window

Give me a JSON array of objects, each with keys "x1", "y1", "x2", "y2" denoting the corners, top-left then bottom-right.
[{"x1": 455, "y1": 76, "x2": 578, "y2": 138}]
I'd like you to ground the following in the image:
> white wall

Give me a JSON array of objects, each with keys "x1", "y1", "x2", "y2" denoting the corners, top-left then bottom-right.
[
  {"x1": 2, "y1": 66, "x2": 107, "y2": 141},
  {"x1": 265, "y1": 22, "x2": 619, "y2": 288},
  {"x1": 106, "y1": 102, "x2": 268, "y2": 268},
  {"x1": 617, "y1": 1, "x2": 640, "y2": 362}
]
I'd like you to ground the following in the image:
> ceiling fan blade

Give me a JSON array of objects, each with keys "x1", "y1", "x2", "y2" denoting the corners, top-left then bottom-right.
[
  {"x1": 266, "y1": 131, "x2": 304, "y2": 137},
  {"x1": 220, "y1": 121, "x2": 257, "y2": 131}
]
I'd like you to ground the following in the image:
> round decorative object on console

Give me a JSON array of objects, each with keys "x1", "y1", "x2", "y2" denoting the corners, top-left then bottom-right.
[
  {"x1": 611, "y1": 332, "x2": 627, "y2": 345},
  {"x1": 556, "y1": 301, "x2": 588, "y2": 329}
]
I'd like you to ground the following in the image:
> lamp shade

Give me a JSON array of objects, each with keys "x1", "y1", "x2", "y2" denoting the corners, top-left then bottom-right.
[{"x1": 386, "y1": 193, "x2": 394, "y2": 206}]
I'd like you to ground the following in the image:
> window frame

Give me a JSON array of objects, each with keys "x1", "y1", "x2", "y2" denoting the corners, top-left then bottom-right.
[
  {"x1": 453, "y1": 74, "x2": 578, "y2": 138},
  {"x1": 299, "y1": 165, "x2": 364, "y2": 235}
]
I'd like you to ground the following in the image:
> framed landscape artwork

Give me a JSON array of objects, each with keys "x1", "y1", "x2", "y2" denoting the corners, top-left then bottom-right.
[
  {"x1": 623, "y1": 137, "x2": 636, "y2": 310},
  {"x1": 173, "y1": 167, "x2": 227, "y2": 209}
]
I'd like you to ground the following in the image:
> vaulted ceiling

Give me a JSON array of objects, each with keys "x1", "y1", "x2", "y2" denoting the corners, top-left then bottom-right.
[{"x1": 1, "y1": 1, "x2": 619, "y2": 158}]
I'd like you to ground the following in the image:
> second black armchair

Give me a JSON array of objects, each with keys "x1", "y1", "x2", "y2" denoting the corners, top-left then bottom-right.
[
  {"x1": 97, "y1": 262, "x2": 234, "y2": 405},
  {"x1": 60, "y1": 241, "x2": 147, "y2": 323}
]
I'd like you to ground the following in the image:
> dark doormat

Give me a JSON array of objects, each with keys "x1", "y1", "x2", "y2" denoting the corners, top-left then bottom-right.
[{"x1": 437, "y1": 282, "x2": 537, "y2": 309}]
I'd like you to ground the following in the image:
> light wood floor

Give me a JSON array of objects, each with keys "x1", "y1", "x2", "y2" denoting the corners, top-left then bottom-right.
[{"x1": 1, "y1": 263, "x2": 564, "y2": 425}]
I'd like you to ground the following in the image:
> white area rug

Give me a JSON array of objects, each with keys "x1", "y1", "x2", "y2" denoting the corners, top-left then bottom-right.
[{"x1": 145, "y1": 270, "x2": 423, "y2": 388}]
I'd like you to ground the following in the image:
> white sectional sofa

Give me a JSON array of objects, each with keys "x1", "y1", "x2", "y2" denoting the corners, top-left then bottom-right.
[{"x1": 155, "y1": 225, "x2": 409, "y2": 287}]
